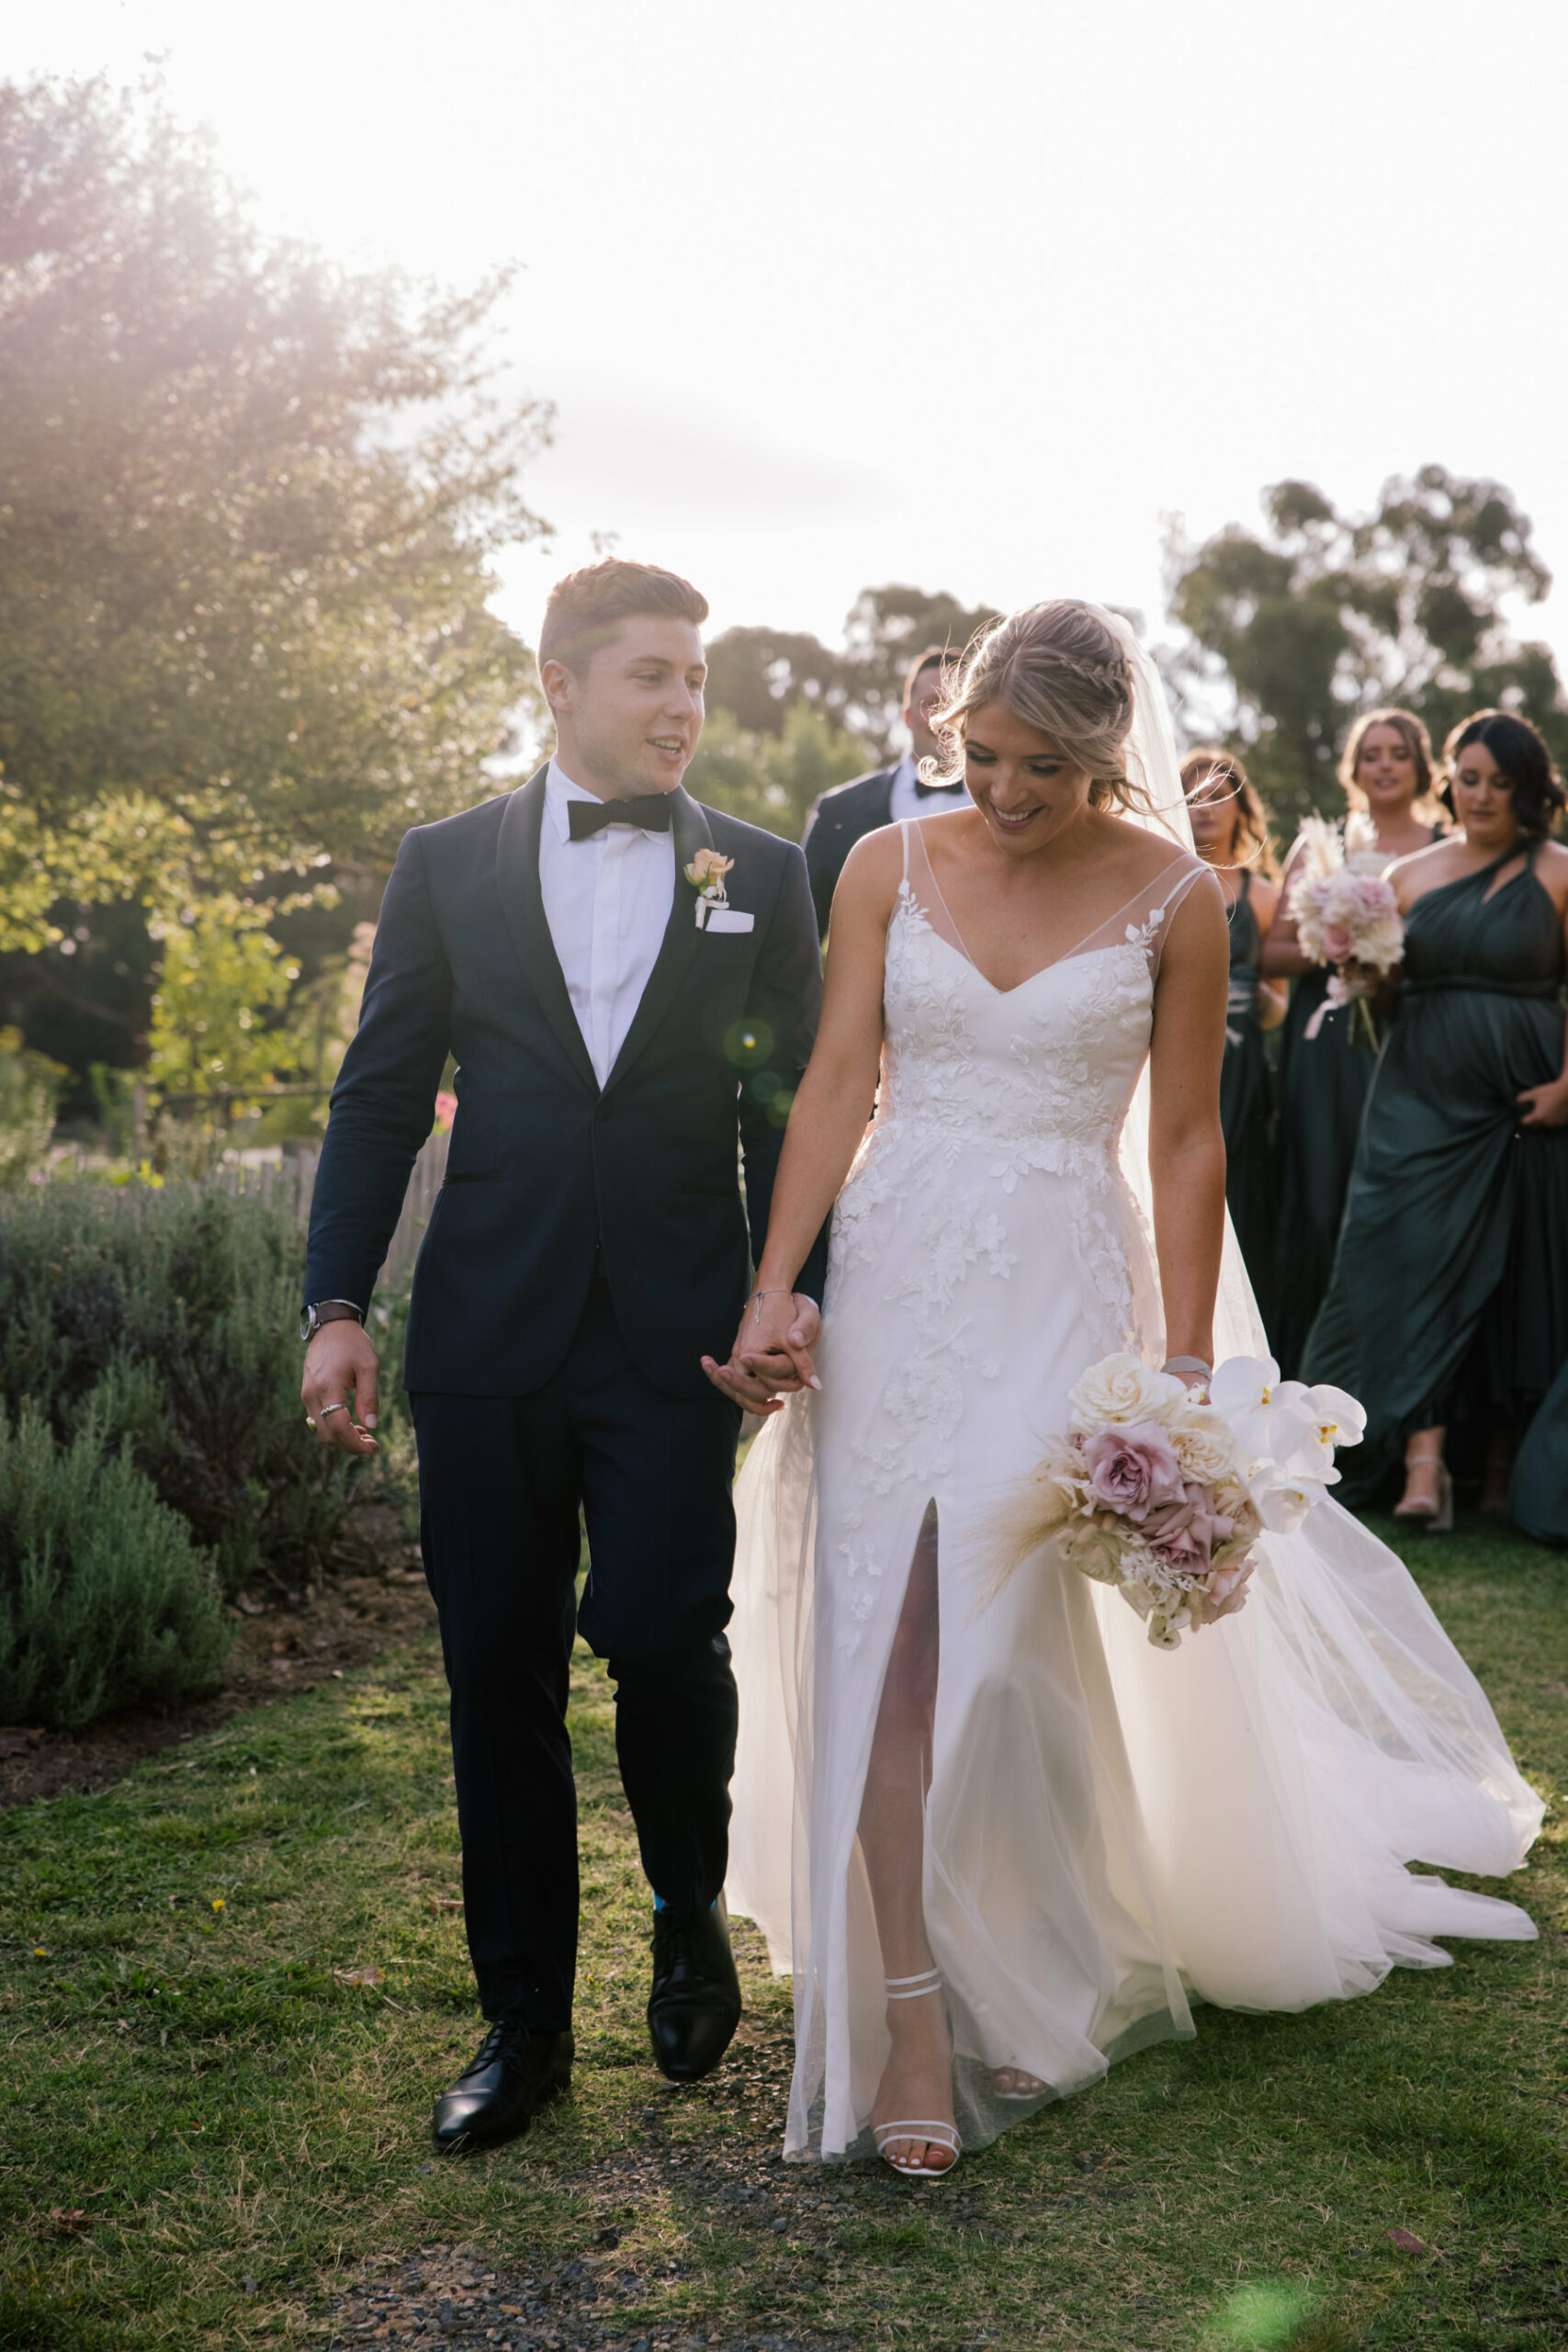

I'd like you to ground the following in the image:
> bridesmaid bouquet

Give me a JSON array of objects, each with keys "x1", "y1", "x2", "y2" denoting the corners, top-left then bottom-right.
[
  {"x1": 988, "y1": 1353, "x2": 1365, "y2": 1650},
  {"x1": 1289, "y1": 817, "x2": 1404, "y2": 1046}
]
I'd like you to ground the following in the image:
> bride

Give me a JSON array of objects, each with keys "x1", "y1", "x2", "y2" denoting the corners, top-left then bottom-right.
[{"x1": 704, "y1": 601, "x2": 1541, "y2": 2180}]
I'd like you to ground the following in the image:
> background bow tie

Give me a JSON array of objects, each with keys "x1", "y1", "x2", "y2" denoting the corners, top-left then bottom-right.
[
  {"x1": 912, "y1": 777, "x2": 965, "y2": 801},
  {"x1": 567, "y1": 795, "x2": 673, "y2": 841}
]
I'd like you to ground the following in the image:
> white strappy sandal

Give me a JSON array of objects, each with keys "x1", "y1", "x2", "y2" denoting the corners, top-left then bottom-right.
[{"x1": 873, "y1": 1969, "x2": 961, "y2": 2178}]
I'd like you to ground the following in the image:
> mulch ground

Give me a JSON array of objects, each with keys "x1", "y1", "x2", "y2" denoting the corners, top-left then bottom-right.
[
  {"x1": 314, "y1": 1986, "x2": 1029, "y2": 2352},
  {"x1": 0, "y1": 1498, "x2": 438, "y2": 1809},
  {"x1": 315, "y1": 2013, "x2": 1014, "y2": 2352}
]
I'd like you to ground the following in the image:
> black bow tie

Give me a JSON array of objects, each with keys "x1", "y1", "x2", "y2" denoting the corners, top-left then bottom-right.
[
  {"x1": 913, "y1": 777, "x2": 965, "y2": 801},
  {"x1": 567, "y1": 795, "x2": 673, "y2": 842}
]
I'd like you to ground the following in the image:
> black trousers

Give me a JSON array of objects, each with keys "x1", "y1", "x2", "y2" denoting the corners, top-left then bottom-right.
[{"x1": 411, "y1": 1280, "x2": 742, "y2": 2028}]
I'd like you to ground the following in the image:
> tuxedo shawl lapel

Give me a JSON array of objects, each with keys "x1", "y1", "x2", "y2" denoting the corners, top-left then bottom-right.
[
  {"x1": 602, "y1": 787, "x2": 711, "y2": 1097},
  {"x1": 495, "y1": 770, "x2": 600, "y2": 1095}
]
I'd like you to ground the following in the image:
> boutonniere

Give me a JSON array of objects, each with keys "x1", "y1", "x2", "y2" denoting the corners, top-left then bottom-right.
[{"x1": 685, "y1": 848, "x2": 749, "y2": 931}]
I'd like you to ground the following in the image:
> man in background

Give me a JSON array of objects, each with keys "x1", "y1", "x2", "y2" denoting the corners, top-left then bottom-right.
[{"x1": 801, "y1": 648, "x2": 963, "y2": 933}]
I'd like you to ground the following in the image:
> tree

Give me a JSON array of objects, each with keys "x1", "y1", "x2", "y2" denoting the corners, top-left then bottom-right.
[
  {"x1": 702, "y1": 626, "x2": 852, "y2": 740},
  {"x1": 704, "y1": 584, "x2": 998, "y2": 763},
  {"x1": 1166, "y1": 467, "x2": 1568, "y2": 832},
  {"x1": 684, "y1": 703, "x2": 871, "y2": 840},
  {"x1": 145, "y1": 901, "x2": 302, "y2": 1101},
  {"x1": 0, "y1": 73, "x2": 549, "y2": 1087},
  {"x1": 839, "y1": 584, "x2": 999, "y2": 755}
]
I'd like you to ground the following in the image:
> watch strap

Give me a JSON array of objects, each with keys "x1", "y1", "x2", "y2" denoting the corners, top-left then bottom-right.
[{"x1": 301, "y1": 1299, "x2": 366, "y2": 1342}]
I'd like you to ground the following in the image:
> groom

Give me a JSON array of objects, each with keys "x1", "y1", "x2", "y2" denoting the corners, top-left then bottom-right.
[{"x1": 300, "y1": 559, "x2": 829, "y2": 2153}]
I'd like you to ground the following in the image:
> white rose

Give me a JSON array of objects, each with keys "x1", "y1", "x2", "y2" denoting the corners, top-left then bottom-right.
[
  {"x1": 1066, "y1": 1354, "x2": 1184, "y2": 1434},
  {"x1": 1168, "y1": 1406, "x2": 1236, "y2": 1485},
  {"x1": 1213, "y1": 1483, "x2": 1262, "y2": 1545}
]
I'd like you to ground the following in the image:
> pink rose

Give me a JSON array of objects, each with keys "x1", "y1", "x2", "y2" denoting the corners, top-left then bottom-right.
[
  {"x1": 1323, "y1": 922, "x2": 1353, "y2": 962},
  {"x1": 1187, "y1": 1555, "x2": 1255, "y2": 1628},
  {"x1": 434, "y1": 1090, "x2": 458, "y2": 1133},
  {"x1": 1348, "y1": 875, "x2": 1396, "y2": 919},
  {"x1": 1143, "y1": 1482, "x2": 1235, "y2": 1575},
  {"x1": 1081, "y1": 1421, "x2": 1184, "y2": 1522}
]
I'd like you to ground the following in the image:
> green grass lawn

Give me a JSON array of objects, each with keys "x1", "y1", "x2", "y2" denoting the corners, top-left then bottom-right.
[{"x1": 2, "y1": 1516, "x2": 1564, "y2": 2352}]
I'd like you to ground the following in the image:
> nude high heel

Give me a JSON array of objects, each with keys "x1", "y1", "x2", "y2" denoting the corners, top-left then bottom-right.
[{"x1": 1394, "y1": 1449, "x2": 1453, "y2": 1532}]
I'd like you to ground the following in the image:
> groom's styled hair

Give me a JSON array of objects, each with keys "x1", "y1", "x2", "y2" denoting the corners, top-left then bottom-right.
[{"x1": 539, "y1": 559, "x2": 710, "y2": 676}]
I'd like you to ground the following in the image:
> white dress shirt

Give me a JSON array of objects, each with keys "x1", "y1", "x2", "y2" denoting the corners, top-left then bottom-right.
[
  {"x1": 888, "y1": 751, "x2": 964, "y2": 823},
  {"x1": 537, "y1": 757, "x2": 676, "y2": 1088}
]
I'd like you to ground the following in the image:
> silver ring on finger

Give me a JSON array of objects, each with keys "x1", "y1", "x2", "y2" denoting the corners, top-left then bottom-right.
[{"x1": 318, "y1": 1401, "x2": 347, "y2": 1419}]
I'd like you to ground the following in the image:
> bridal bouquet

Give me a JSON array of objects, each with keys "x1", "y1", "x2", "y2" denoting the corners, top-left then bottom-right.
[
  {"x1": 1290, "y1": 816, "x2": 1404, "y2": 1046},
  {"x1": 988, "y1": 1354, "x2": 1365, "y2": 1650}
]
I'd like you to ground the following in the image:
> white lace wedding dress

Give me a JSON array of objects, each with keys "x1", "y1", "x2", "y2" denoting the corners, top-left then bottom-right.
[{"x1": 726, "y1": 808, "x2": 1542, "y2": 2166}]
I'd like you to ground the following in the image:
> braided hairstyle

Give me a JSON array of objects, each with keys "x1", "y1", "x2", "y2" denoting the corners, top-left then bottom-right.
[{"x1": 926, "y1": 601, "x2": 1150, "y2": 815}]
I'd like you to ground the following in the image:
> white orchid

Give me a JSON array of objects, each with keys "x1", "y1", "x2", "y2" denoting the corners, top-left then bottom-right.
[
  {"x1": 1298, "y1": 1382, "x2": 1366, "y2": 1452},
  {"x1": 1208, "y1": 1355, "x2": 1280, "y2": 1419},
  {"x1": 1207, "y1": 1354, "x2": 1351, "y2": 1523},
  {"x1": 1250, "y1": 1474, "x2": 1329, "y2": 1534},
  {"x1": 1211, "y1": 1363, "x2": 1315, "y2": 1486}
]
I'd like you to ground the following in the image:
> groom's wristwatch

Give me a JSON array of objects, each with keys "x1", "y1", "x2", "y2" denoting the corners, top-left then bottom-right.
[{"x1": 300, "y1": 1300, "x2": 366, "y2": 1343}]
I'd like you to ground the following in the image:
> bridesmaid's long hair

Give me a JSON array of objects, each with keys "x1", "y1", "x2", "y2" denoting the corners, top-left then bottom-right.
[
  {"x1": 928, "y1": 602, "x2": 1159, "y2": 820},
  {"x1": 1179, "y1": 746, "x2": 1280, "y2": 878},
  {"x1": 1441, "y1": 710, "x2": 1567, "y2": 842},
  {"x1": 1337, "y1": 707, "x2": 1445, "y2": 828}
]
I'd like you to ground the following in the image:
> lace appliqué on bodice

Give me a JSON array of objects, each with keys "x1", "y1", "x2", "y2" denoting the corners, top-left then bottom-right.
[{"x1": 825, "y1": 834, "x2": 1204, "y2": 1521}]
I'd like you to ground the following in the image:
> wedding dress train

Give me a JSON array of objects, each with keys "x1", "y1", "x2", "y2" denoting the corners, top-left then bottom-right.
[{"x1": 726, "y1": 814, "x2": 1541, "y2": 2165}]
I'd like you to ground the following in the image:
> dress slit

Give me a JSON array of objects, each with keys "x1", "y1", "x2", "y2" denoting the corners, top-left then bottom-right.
[{"x1": 855, "y1": 1501, "x2": 942, "y2": 1987}]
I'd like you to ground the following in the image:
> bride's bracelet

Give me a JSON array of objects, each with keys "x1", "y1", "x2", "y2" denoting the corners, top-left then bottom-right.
[
  {"x1": 749, "y1": 1287, "x2": 797, "y2": 1324},
  {"x1": 1163, "y1": 1354, "x2": 1213, "y2": 1381}
]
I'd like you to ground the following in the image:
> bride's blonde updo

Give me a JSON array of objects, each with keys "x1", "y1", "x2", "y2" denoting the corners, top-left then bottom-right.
[{"x1": 928, "y1": 600, "x2": 1149, "y2": 814}]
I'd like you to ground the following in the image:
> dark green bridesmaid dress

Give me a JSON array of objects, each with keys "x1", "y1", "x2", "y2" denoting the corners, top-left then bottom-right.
[
  {"x1": 1221, "y1": 875, "x2": 1278, "y2": 1328},
  {"x1": 1271, "y1": 825, "x2": 1442, "y2": 1376},
  {"x1": 1303, "y1": 842, "x2": 1568, "y2": 1524}
]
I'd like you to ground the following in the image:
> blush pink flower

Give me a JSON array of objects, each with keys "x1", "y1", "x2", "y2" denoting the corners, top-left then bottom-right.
[
  {"x1": 1187, "y1": 1555, "x2": 1255, "y2": 1628},
  {"x1": 1323, "y1": 922, "x2": 1354, "y2": 961},
  {"x1": 434, "y1": 1090, "x2": 458, "y2": 1133},
  {"x1": 1143, "y1": 1484, "x2": 1235, "y2": 1576},
  {"x1": 1081, "y1": 1422, "x2": 1184, "y2": 1521}
]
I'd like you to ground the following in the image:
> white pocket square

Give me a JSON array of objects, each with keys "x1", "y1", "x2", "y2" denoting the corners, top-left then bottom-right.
[{"x1": 696, "y1": 904, "x2": 754, "y2": 933}]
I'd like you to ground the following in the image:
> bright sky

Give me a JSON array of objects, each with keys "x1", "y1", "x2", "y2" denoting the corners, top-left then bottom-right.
[{"x1": 17, "y1": 0, "x2": 1568, "y2": 684}]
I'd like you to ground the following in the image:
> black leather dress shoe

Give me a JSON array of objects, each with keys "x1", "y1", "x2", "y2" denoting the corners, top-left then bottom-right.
[
  {"x1": 647, "y1": 1894, "x2": 743, "y2": 2083},
  {"x1": 432, "y1": 2019, "x2": 573, "y2": 2154}
]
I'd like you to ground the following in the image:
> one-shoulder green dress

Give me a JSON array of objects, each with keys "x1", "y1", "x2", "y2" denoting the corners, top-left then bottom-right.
[
  {"x1": 1304, "y1": 844, "x2": 1568, "y2": 1524},
  {"x1": 1221, "y1": 874, "x2": 1278, "y2": 1328}
]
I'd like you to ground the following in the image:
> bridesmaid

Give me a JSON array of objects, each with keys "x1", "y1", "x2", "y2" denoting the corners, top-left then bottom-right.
[
  {"x1": 1181, "y1": 748, "x2": 1283, "y2": 1324},
  {"x1": 1262, "y1": 710, "x2": 1445, "y2": 1374},
  {"x1": 1305, "y1": 711, "x2": 1568, "y2": 1529}
]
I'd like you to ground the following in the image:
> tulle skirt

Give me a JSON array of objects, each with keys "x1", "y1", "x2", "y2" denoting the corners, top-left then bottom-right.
[{"x1": 727, "y1": 1113, "x2": 1542, "y2": 2162}]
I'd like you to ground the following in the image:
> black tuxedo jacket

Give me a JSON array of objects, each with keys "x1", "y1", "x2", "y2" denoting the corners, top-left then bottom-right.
[
  {"x1": 801, "y1": 765, "x2": 897, "y2": 934},
  {"x1": 305, "y1": 770, "x2": 829, "y2": 1401}
]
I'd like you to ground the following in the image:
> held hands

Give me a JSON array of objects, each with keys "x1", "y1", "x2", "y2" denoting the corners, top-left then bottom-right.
[
  {"x1": 702, "y1": 1292, "x2": 822, "y2": 1415},
  {"x1": 1517, "y1": 1077, "x2": 1568, "y2": 1131},
  {"x1": 301, "y1": 1322, "x2": 381, "y2": 1455}
]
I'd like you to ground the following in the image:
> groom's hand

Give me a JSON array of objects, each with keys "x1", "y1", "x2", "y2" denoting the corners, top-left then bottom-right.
[
  {"x1": 302, "y1": 1323, "x2": 381, "y2": 1455},
  {"x1": 702, "y1": 1295, "x2": 822, "y2": 1413},
  {"x1": 740, "y1": 1295, "x2": 821, "y2": 1395}
]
